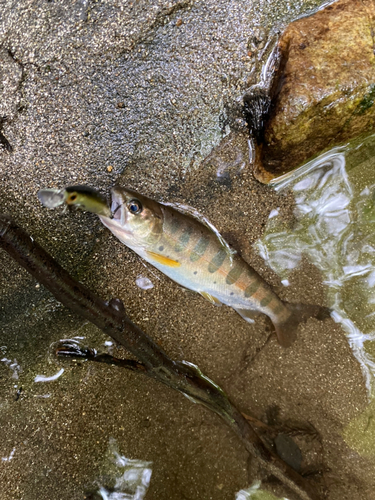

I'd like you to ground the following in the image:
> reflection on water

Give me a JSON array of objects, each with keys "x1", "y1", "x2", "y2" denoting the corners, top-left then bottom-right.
[
  {"x1": 215, "y1": 148, "x2": 247, "y2": 180},
  {"x1": 2, "y1": 447, "x2": 16, "y2": 462},
  {"x1": 1, "y1": 356, "x2": 21, "y2": 379},
  {"x1": 235, "y1": 481, "x2": 287, "y2": 500},
  {"x1": 91, "y1": 438, "x2": 152, "y2": 500},
  {"x1": 34, "y1": 368, "x2": 65, "y2": 383},
  {"x1": 256, "y1": 134, "x2": 375, "y2": 394}
]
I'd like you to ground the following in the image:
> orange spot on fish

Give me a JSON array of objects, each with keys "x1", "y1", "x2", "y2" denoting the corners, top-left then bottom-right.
[
  {"x1": 146, "y1": 251, "x2": 181, "y2": 267},
  {"x1": 234, "y1": 280, "x2": 247, "y2": 292}
]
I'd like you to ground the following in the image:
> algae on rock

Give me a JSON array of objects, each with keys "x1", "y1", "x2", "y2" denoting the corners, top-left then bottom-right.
[{"x1": 254, "y1": 0, "x2": 375, "y2": 182}]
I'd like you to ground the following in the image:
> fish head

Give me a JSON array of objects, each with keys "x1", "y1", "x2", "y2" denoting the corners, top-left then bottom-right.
[{"x1": 101, "y1": 187, "x2": 164, "y2": 248}]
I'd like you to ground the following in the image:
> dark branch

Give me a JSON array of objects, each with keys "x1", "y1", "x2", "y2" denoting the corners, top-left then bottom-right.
[
  {"x1": 56, "y1": 342, "x2": 147, "y2": 373},
  {"x1": 0, "y1": 215, "x2": 321, "y2": 500}
]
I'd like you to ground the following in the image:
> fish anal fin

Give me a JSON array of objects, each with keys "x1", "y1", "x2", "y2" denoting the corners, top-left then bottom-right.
[
  {"x1": 146, "y1": 251, "x2": 181, "y2": 268},
  {"x1": 199, "y1": 291, "x2": 222, "y2": 306},
  {"x1": 234, "y1": 307, "x2": 260, "y2": 324}
]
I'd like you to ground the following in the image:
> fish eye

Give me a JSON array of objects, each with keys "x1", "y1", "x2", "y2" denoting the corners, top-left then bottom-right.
[
  {"x1": 127, "y1": 199, "x2": 143, "y2": 215},
  {"x1": 66, "y1": 193, "x2": 78, "y2": 204}
]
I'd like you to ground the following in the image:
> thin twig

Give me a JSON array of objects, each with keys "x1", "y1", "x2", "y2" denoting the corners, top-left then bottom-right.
[
  {"x1": 0, "y1": 215, "x2": 322, "y2": 500},
  {"x1": 56, "y1": 342, "x2": 148, "y2": 372}
]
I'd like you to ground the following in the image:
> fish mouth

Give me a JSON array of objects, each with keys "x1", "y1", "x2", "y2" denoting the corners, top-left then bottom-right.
[
  {"x1": 110, "y1": 188, "x2": 127, "y2": 224},
  {"x1": 98, "y1": 188, "x2": 133, "y2": 240}
]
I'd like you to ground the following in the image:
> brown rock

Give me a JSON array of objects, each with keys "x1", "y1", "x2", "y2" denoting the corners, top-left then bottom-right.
[{"x1": 256, "y1": 0, "x2": 375, "y2": 182}]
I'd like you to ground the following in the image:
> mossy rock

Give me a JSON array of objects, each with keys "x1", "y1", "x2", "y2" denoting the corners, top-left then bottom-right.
[{"x1": 256, "y1": 0, "x2": 375, "y2": 182}]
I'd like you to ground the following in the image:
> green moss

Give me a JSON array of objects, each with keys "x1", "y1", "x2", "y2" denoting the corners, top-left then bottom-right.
[
  {"x1": 343, "y1": 395, "x2": 375, "y2": 459},
  {"x1": 354, "y1": 84, "x2": 375, "y2": 115}
]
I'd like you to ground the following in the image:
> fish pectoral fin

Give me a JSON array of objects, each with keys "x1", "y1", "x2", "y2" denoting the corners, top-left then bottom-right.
[
  {"x1": 199, "y1": 291, "x2": 222, "y2": 306},
  {"x1": 146, "y1": 251, "x2": 181, "y2": 268},
  {"x1": 233, "y1": 307, "x2": 260, "y2": 324}
]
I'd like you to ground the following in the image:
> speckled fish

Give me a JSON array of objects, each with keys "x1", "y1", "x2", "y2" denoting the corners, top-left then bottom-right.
[{"x1": 38, "y1": 185, "x2": 329, "y2": 347}]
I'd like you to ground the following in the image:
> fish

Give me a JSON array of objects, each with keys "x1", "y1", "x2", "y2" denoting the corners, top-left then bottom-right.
[{"x1": 38, "y1": 185, "x2": 330, "y2": 347}]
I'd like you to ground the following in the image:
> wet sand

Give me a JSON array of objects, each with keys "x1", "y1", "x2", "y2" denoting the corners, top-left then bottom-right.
[
  {"x1": 1, "y1": 1, "x2": 374, "y2": 499},
  {"x1": 1, "y1": 130, "x2": 373, "y2": 500}
]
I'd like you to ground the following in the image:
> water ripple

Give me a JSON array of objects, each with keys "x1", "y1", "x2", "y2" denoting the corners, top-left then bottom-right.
[{"x1": 258, "y1": 135, "x2": 375, "y2": 395}]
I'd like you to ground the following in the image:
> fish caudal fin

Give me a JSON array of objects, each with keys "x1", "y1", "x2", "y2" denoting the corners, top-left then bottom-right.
[{"x1": 274, "y1": 303, "x2": 331, "y2": 348}]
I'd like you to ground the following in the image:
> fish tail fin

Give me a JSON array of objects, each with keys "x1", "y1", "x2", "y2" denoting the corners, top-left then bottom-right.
[{"x1": 274, "y1": 303, "x2": 331, "y2": 348}]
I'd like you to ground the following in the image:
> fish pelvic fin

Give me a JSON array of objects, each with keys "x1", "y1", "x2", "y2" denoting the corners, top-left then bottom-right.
[
  {"x1": 274, "y1": 303, "x2": 331, "y2": 348},
  {"x1": 199, "y1": 291, "x2": 222, "y2": 306},
  {"x1": 146, "y1": 251, "x2": 181, "y2": 268}
]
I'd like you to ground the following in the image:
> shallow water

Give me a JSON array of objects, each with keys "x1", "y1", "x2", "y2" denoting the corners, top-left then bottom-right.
[
  {"x1": 1, "y1": 0, "x2": 372, "y2": 499},
  {"x1": 258, "y1": 134, "x2": 375, "y2": 394},
  {"x1": 91, "y1": 437, "x2": 152, "y2": 500},
  {"x1": 227, "y1": 134, "x2": 375, "y2": 499},
  {"x1": 236, "y1": 482, "x2": 286, "y2": 500}
]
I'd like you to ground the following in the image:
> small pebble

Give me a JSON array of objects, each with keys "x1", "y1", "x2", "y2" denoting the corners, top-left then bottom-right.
[{"x1": 136, "y1": 276, "x2": 154, "y2": 290}]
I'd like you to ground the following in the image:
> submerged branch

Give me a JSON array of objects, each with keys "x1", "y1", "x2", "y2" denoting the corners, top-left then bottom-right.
[
  {"x1": 0, "y1": 215, "x2": 321, "y2": 500},
  {"x1": 56, "y1": 342, "x2": 148, "y2": 372}
]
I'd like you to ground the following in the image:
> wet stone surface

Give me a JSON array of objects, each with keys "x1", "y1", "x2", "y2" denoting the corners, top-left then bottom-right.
[
  {"x1": 1, "y1": 1, "x2": 373, "y2": 500},
  {"x1": 260, "y1": 0, "x2": 375, "y2": 178}
]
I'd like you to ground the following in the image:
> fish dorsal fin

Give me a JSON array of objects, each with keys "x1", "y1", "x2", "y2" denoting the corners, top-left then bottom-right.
[
  {"x1": 199, "y1": 291, "x2": 222, "y2": 306},
  {"x1": 146, "y1": 251, "x2": 181, "y2": 268}
]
